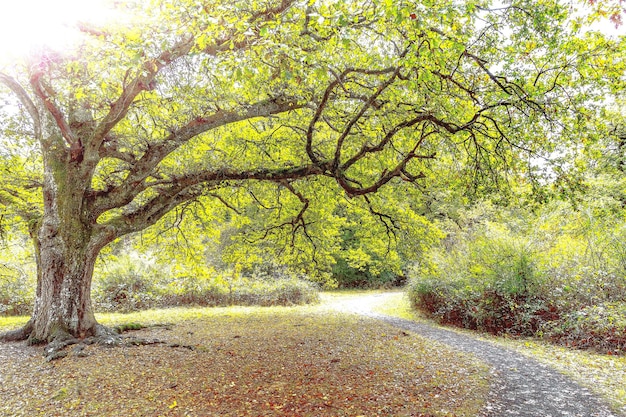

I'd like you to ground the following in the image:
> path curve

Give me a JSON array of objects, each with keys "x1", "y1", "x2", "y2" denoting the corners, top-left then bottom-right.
[{"x1": 330, "y1": 292, "x2": 621, "y2": 417}]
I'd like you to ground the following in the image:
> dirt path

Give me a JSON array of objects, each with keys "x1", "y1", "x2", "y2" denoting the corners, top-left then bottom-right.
[{"x1": 329, "y1": 292, "x2": 621, "y2": 417}]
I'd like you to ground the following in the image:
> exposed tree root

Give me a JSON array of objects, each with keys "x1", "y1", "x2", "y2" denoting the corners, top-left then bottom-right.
[
  {"x1": 1, "y1": 321, "x2": 190, "y2": 361},
  {"x1": 0, "y1": 320, "x2": 33, "y2": 342},
  {"x1": 41, "y1": 324, "x2": 194, "y2": 361}
]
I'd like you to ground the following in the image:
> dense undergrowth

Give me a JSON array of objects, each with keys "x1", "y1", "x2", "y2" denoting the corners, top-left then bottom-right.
[
  {"x1": 408, "y1": 200, "x2": 626, "y2": 354},
  {"x1": 0, "y1": 252, "x2": 319, "y2": 315},
  {"x1": 92, "y1": 257, "x2": 320, "y2": 312}
]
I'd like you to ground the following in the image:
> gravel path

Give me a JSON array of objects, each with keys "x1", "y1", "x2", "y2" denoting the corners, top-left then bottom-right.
[{"x1": 334, "y1": 292, "x2": 621, "y2": 417}]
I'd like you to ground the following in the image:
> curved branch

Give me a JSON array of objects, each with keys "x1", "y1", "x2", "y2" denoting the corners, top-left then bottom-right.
[
  {"x1": 89, "y1": 37, "x2": 196, "y2": 150},
  {"x1": 332, "y1": 66, "x2": 402, "y2": 171},
  {"x1": 90, "y1": 96, "x2": 303, "y2": 216},
  {"x1": 0, "y1": 72, "x2": 42, "y2": 141},
  {"x1": 306, "y1": 66, "x2": 399, "y2": 166},
  {"x1": 100, "y1": 163, "x2": 323, "y2": 238},
  {"x1": 29, "y1": 71, "x2": 76, "y2": 145}
]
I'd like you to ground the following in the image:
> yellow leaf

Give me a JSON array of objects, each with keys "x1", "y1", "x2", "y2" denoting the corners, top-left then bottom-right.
[{"x1": 168, "y1": 400, "x2": 177, "y2": 409}]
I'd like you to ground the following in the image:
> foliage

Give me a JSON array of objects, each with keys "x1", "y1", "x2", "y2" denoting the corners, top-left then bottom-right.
[
  {"x1": 408, "y1": 196, "x2": 626, "y2": 353},
  {"x1": 0, "y1": 238, "x2": 35, "y2": 316},
  {"x1": 129, "y1": 176, "x2": 441, "y2": 289},
  {"x1": 584, "y1": 0, "x2": 626, "y2": 27},
  {"x1": 0, "y1": 302, "x2": 489, "y2": 417},
  {"x1": 0, "y1": 263, "x2": 34, "y2": 316},
  {"x1": 546, "y1": 302, "x2": 626, "y2": 352},
  {"x1": 92, "y1": 251, "x2": 319, "y2": 312},
  {"x1": 409, "y1": 220, "x2": 549, "y2": 336}
]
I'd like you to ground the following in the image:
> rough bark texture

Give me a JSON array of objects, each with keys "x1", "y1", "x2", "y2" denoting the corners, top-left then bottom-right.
[
  {"x1": 26, "y1": 139, "x2": 103, "y2": 343},
  {"x1": 30, "y1": 233, "x2": 99, "y2": 343}
]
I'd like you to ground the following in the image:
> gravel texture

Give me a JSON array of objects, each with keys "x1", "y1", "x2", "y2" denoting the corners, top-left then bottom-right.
[{"x1": 337, "y1": 292, "x2": 621, "y2": 417}]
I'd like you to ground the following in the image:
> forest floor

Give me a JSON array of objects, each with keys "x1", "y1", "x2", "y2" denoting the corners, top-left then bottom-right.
[
  {"x1": 0, "y1": 295, "x2": 489, "y2": 417},
  {"x1": 0, "y1": 291, "x2": 623, "y2": 417}
]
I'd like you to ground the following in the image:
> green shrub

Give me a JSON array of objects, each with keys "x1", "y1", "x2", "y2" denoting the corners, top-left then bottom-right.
[
  {"x1": 227, "y1": 263, "x2": 320, "y2": 306},
  {"x1": 331, "y1": 257, "x2": 402, "y2": 289},
  {"x1": 408, "y1": 202, "x2": 626, "y2": 353},
  {"x1": 92, "y1": 254, "x2": 161, "y2": 312},
  {"x1": 409, "y1": 224, "x2": 550, "y2": 335},
  {"x1": 92, "y1": 255, "x2": 319, "y2": 312},
  {"x1": 0, "y1": 263, "x2": 34, "y2": 316},
  {"x1": 544, "y1": 302, "x2": 626, "y2": 354}
]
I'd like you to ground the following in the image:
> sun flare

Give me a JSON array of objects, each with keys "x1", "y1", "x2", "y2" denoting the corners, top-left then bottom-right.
[{"x1": 0, "y1": 0, "x2": 120, "y2": 64}]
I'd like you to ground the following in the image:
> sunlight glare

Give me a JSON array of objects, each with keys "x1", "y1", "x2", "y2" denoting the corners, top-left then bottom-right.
[{"x1": 0, "y1": 0, "x2": 120, "y2": 64}]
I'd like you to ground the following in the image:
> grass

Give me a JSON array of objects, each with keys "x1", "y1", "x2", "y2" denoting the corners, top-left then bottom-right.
[
  {"x1": 0, "y1": 300, "x2": 489, "y2": 417},
  {"x1": 374, "y1": 291, "x2": 626, "y2": 416},
  {"x1": 0, "y1": 315, "x2": 29, "y2": 330}
]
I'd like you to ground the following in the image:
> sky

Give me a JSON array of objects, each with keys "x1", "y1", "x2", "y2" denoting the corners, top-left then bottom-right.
[{"x1": 0, "y1": 0, "x2": 121, "y2": 64}]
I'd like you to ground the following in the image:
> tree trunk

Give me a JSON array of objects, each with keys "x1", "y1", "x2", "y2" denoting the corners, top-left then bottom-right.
[
  {"x1": 28, "y1": 223, "x2": 99, "y2": 343},
  {"x1": 21, "y1": 138, "x2": 109, "y2": 344}
]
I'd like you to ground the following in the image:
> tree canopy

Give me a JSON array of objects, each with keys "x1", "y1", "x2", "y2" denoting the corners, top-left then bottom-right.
[{"x1": 0, "y1": 0, "x2": 624, "y2": 343}]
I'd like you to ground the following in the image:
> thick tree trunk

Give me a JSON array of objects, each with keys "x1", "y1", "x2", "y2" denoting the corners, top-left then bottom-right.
[
  {"x1": 19, "y1": 135, "x2": 110, "y2": 344},
  {"x1": 28, "y1": 224, "x2": 99, "y2": 343}
]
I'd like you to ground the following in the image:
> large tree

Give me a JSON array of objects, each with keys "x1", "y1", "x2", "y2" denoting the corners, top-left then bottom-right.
[{"x1": 0, "y1": 0, "x2": 621, "y2": 344}]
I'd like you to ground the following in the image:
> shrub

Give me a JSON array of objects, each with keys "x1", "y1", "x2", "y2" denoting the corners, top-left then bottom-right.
[
  {"x1": 92, "y1": 253, "x2": 161, "y2": 312},
  {"x1": 226, "y1": 263, "x2": 320, "y2": 306},
  {"x1": 408, "y1": 202, "x2": 626, "y2": 353},
  {"x1": 92, "y1": 254, "x2": 319, "y2": 312},
  {"x1": 0, "y1": 263, "x2": 34, "y2": 316},
  {"x1": 409, "y1": 224, "x2": 550, "y2": 336},
  {"x1": 332, "y1": 257, "x2": 402, "y2": 289},
  {"x1": 544, "y1": 302, "x2": 626, "y2": 354}
]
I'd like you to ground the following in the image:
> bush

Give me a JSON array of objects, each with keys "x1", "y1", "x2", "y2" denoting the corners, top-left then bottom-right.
[
  {"x1": 92, "y1": 254, "x2": 161, "y2": 312},
  {"x1": 409, "y1": 225, "x2": 551, "y2": 335},
  {"x1": 92, "y1": 255, "x2": 319, "y2": 312},
  {"x1": 408, "y1": 203, "x2": 626, "y2": 353},
  {"x1": 332, "y1": 257, "x2": 403, "y2": 289},
  {"x1": 543, "y1": 302, "x2": 626, "y2": 354},
  {"x1": 0, "y1": 263, "x2": 34, "y2": 316}
]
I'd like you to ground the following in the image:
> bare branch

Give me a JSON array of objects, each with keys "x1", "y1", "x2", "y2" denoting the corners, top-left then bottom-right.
[
  {"x1": 306, "y1": 66, "x2": 398, "y2": 166},
  {"x1": 208, "y1": 193, "x2": 242, "y2": 215},
  {"x1": 463, "y1": 51, "x2": 513, "y2": 95},
  {"x1": 333, "y1": 66, "x2": 402, "y2": 171},
  {"x1": 280, "y1": 180, "x2": 312, "y2": 247},
  {"x1": 0, "y1": 72, "x2": 42, "y2": 141},
  {"x1": 29, "y1": 71, "x2": 76, "y2": 146},
  {"x1": 363, "y1": 195, "x2": 398, "y2": 252}
]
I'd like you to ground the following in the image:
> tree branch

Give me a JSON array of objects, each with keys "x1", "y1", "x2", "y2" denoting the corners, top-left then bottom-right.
[
  {"x1": 89, "y1": 37, "x2": 196, "y2": 151},
  {"x1": 332, "y1": 66, "x2": 402, "y2": 171},
  {"x1": 0, "y1": 72, "x2": 42, "y2": 142},
  {"x1": 91, "y1": 96, "x2": 304, "y2": 217},
  {"x1": 100, "y1": 163, "x2": 323, "y2": 238},
  {"x1": 29, "y1": 71, "x2": 76, "y2": 146}
]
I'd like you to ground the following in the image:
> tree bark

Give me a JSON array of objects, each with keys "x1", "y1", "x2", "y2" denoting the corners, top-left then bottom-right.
[
  {"x1": 28, "y1": 225, "x2": 99, "y2": 343},
  {"x1": 20, "y1": 136, "x2": 109, "y2": 344}
]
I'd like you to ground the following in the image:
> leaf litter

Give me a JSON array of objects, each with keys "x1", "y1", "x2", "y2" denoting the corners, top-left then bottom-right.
[{"x1": 0, "y1": 306, "x2": 489, "y2": 416}]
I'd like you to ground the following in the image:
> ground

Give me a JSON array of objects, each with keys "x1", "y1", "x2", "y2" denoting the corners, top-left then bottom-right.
[
  {"x1": 0, "y1": 295, "x2": 487, "y2": 417},
  {"x1": 0, "y1": 291, "x2": 623, "y2": 417}
]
